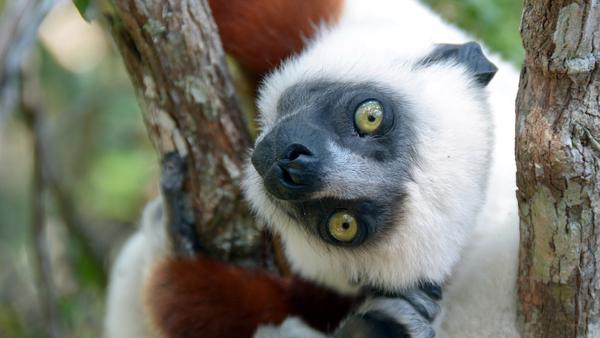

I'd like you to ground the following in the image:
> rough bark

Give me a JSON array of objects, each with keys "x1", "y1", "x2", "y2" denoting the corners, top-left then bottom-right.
[
  {"x1": 516, "y1": 1, "x2": 600, "y2": 337},
  {"x1": 99, "y1": 0, "x2": 270, "y2": 265}
]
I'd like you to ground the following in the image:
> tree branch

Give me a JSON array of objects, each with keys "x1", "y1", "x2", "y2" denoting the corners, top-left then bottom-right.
[
  {"x1": 0, "y1": 0, "x2": 54, "y2": 124},
  {"x1": 516, "y1": 1, "x2": 600, "y2": 336},
  {"x1": 99, "y1": 0, "x2": 272, "y2": 266}
]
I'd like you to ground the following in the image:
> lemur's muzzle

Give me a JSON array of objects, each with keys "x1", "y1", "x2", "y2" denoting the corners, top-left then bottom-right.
[{"x1": 251, "y1": 119, "x2": 325, "y2": 201}]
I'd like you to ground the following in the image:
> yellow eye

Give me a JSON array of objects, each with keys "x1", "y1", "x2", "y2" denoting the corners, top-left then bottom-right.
[
  {"x1": 354, "y1": 100, "x2": 384, "y2": 134},
  {"x1": 327, "y1": 210, "x2": 359, "y2": 242}
]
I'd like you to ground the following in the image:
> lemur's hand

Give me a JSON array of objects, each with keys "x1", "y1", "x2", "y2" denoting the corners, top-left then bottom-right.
[{"x1": 334, "y1": 285, "x2": 441, "y2": 338}]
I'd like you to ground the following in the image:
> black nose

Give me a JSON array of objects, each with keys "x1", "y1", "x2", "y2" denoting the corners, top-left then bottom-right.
[
  {"x1": 278, "y1": 144, "x2": 315, "y2": 185},
  {"x1": 251, "y1": 141, "x2": 322, "y2": 201}
]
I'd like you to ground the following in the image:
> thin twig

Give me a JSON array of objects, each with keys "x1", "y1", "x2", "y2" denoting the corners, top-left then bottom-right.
[
  {"x1": 0, "y1": 0, "x2": 55, "y2": 124},
  {"x1": 20, "y1": 66, "x2": 62, "y2": 338}
]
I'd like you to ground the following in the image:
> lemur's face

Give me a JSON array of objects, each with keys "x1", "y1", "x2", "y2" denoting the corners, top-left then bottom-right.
[
  {"x1": 243, "y1": 40, "x2": 497, "y2": 292},
  {"x1": 250, "y1": 81, "x2": 416, "y2": 248}
]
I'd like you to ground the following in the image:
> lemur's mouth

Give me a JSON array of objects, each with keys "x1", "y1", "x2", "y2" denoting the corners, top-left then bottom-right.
[{"x1": 278, "y1": 162, "x2": 302, "y2": 186}]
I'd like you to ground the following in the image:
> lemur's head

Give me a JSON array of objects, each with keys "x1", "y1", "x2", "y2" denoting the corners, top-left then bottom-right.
[{"x1": 243, "y1": 27, "x2": 497, "y2": 293}]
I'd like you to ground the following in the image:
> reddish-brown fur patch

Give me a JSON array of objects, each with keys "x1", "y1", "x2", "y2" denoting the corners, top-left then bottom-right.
[
  {"x1": 208, "y1": 0, "x2": 344, "y2": 78},
  {"x1": 146, "y1": 256, "x2": 358, "y2": 338}
]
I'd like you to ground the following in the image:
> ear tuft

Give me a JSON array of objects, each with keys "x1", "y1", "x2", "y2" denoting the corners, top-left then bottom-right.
[{"x1": 419, "y1": 41, "x2": 498, "y2": 86}]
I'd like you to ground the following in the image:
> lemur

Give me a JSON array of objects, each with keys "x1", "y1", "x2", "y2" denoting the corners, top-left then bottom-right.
[{"x1": 105, "y1": 0, "x2": 521, "y2": 337}]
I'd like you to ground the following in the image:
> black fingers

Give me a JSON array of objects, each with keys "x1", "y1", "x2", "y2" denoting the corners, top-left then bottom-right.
[
  {"x1": 419, "y1": 282, "x2": 442, "y2": 301},
  {"x1": 335, "y1": 282, "x2": 443, "y2": 338},
  {"x1": 400, "y1": 289, "x2": 441, "y2": 323},
  {"x1": 334, "y1": 312, "x2": 411, "y2": 338}
]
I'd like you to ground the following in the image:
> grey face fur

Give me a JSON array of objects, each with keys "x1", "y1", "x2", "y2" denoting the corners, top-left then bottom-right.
[{"x1": 250, "y1": 80, "x2": 418, "y2": 247}]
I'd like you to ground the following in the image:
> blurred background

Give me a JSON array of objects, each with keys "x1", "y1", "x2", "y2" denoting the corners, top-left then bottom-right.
[{"x1": 0, "y1": 0, "x2": 523, "y2": 337}]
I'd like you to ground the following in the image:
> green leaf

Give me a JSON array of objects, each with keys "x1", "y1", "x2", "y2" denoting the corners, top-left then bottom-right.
[{"x1": 73, "y1": 0, "x2": 91, "y2": 22}]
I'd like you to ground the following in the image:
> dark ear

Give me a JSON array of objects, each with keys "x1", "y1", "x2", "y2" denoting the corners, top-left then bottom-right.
[{"x1": 418, "y1": 41, "x2": 498, "y2": 86}]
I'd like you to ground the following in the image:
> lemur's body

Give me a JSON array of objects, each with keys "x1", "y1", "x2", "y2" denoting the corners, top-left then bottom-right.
[{"x1": 105, "y1": 0, "x2": 520, "y2": 337}]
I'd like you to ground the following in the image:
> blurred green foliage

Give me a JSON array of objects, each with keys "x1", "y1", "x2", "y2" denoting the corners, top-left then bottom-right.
[
  {"x1": 423, "y1": 0, "x2": 524, "y2": 64},
  {"x1": 0, "y1": 9, "x2": 157, "y2": 337},
  {"x1": 0, "y1": 1, "x2": 522, "y2": 337}
]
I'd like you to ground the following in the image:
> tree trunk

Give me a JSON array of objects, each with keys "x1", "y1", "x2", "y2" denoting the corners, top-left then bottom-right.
[
  {"x1": 98, "y1": 0, "x2": 271, "y2": 266},
  {"x1": 516, "y1": 1, "x2": 600, "y2": 337}
]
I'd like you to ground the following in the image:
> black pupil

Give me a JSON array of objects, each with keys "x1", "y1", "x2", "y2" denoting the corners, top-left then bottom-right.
[
  {"x1": 368, "y1": 114, "x2": 376, "y2": 122},
  {"x1": 341, "y1": 222, "x2": 350, "y2": 230}
]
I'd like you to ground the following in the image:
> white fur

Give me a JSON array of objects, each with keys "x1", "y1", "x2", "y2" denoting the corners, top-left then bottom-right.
[
  {"x1": 104, "y1": 198, "x2": 169, "y2": 338},
  {"x1": 254, "y1": 317, "x2": 328, "y2": 338},
  {"x1": 245, "y1": 0, "x2": 521, "y2": 337},
  {"x1": 437, "y1": 40, "x2": 520, "y2": 338}
]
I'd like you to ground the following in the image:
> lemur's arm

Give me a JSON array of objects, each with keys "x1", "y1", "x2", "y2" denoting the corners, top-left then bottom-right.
[{"x1": 106, "y1": 151, "x2": 440, "y2": 338}]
